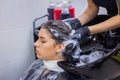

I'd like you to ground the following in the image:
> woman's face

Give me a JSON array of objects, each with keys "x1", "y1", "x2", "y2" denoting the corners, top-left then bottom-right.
[{"x1": 34, "y1": 28, "x2": 63, "y2": 60}]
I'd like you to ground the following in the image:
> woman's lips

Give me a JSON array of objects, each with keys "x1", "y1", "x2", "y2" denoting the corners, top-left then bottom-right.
[
  {"x1": 35, "y1": 50, "x2": 38, "y2": 54},
  {"x1": 35, "y1": 49, "x2": 39, "y2": 54}
]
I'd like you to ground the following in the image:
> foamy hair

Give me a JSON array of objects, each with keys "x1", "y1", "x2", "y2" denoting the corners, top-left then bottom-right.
[
  {"x1": 59, "y1": 36, "x2": 105, "y2": 67},
  {"x1": 64, "y1": 22, "x2": 76, "y2": 36},
  {"x1": 49, "y1": 27, "x2": 83, "y2": 66},
  {"x1": 49, "y1": 24, "x2": 105, "y2": 67},
  {"x1": 61, "y1": 39, "x2": 83, "y2": 66},
  {"x1": 63, "y1": 39, "x2": 82, "y2": 58},
  {"x1": 61, "y1": 38, "x2": 105, "y2": 67},
  {"x1": 49, "y1": 28, "x2": 68, "y2": 41}
]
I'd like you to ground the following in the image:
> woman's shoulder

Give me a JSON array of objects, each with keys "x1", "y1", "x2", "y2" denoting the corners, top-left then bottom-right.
[
  {"x1": 20, "y1": 59, "x2": 45, "y2": 80},
  {"x1": 32, "y1": 59, "x2": 43, "y2": 65},
  {"x1": 32, "y1": 59, "x2": 43, "y2": 64},
  {"x1": 28, "y1": 59, "x2": 43, "y2": 69}
]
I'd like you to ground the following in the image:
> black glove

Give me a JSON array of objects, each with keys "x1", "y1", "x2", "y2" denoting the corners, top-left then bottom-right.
[
  {"x1": 63, "y1": 18, "x2": 82, "y2": 30},
  {"x1": 72, "y1": 27, "x2": 90, "y2": 41}
]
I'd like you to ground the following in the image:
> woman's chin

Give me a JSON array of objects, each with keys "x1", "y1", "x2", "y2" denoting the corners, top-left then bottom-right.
[{"x1": 36, "y1": 55, "x2": 42, "y2": 59}]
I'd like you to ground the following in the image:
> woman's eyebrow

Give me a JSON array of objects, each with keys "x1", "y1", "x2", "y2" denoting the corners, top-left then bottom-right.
[{"x1": 40, "y1": 36, "x2": 45, "y2": 39}]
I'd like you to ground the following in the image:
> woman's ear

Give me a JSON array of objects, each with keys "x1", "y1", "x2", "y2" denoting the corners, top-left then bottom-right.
[{"x1": 56, "y1": 44, "x2": 64, "y2": 53}]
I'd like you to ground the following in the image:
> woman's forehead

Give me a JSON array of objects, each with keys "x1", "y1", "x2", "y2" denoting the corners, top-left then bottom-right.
[{"x1": 38, "y1": 29, "x2": 52, "y2": 39}]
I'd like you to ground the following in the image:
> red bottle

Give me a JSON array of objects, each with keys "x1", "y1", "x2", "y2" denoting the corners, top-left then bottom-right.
[
  {"x1": 54, "y1": 1, "x2": 62, "y2": 20},
  {"x1": 68, "y1": 0, "x2": 75, "y2": 18},
  {"x1": 69, "y1": 7, "x2": 75, "y2": 18}
]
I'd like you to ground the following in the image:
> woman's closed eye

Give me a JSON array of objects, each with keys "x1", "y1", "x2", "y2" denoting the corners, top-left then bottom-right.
[
  {"x1": 41, "y1": 41, "x2": 46, "y2": 43},
  {"x1": 39, "y1": 39, "x2": 46, "y2": 43}
]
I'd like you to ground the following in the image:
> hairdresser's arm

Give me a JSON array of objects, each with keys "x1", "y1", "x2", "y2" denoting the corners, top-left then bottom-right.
[
  {"x1": 88, "y1": 0, "x2": 120, "y2": 35},
  {"x1": 63, "y1": 0, "x2": 99, "y2": 30},
  {"x1": 78, "y1": 0, "x2": 99, "y2": 26}
]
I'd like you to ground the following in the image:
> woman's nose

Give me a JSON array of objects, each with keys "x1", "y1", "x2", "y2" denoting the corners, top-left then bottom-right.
[{"x1": 34, "y1": 40, "x2": 39, "y2": 47}]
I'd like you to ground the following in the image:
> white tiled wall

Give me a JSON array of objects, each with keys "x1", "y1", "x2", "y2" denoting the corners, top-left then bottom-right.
[{"x1": 0, "y1": 0, "x2": 106, "y2": 80}]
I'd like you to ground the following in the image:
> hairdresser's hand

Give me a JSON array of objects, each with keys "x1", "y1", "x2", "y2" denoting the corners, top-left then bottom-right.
[
  {"x1": 72, "y1": 27, "x2": 90, "y2": 41},
  {"x1": 63, "y1": 18, "x2": 82, "y2": 30}
]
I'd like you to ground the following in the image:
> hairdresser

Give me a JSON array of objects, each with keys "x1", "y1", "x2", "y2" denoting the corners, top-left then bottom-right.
[
  {"x1": 63, "y1": 0, "x2": 120, "y2": 60},
  {"x1": 64, "y1": 0, "x2": 120, "y2": 34}
]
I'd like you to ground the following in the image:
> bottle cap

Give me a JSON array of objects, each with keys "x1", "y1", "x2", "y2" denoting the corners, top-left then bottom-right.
[
  {"x1": 62, "y1": 1, "x2": 69, "y2": 13},
  {"x1": 49, "y1": 0, "x2": 55, "y2": 8},
  {"x1": 67, "y1": 0, "x2": 72, "y2": 7},
  {"x1": 55, "y1": 0, "x2": 62, "y2": 8}
]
